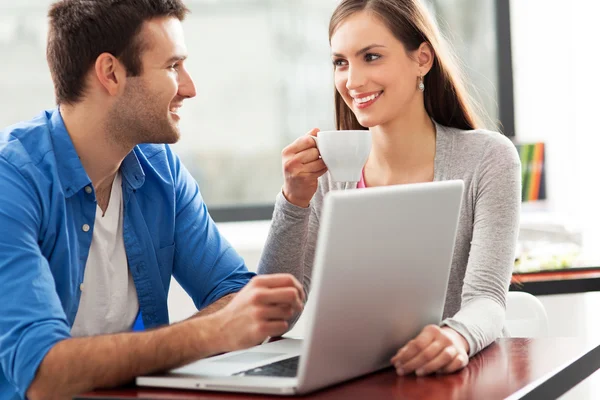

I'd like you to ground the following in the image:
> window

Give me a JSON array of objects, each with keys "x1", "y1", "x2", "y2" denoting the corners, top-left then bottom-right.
[
  {"x1": 0, "y1": 0, "x2": 511, "y2": 221},
  {"x1": 429, "y1": 0, "x2": 514, "y2": 137}
]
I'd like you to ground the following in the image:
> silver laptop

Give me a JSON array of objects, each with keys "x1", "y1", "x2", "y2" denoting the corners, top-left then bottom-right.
[{"x1": 137, "y1": 180, "x2": 464, "y2": 395}]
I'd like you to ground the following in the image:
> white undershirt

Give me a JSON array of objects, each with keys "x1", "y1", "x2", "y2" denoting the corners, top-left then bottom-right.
[{"x1": 71, "y1": 173, "x2": 139, "y2": 337}]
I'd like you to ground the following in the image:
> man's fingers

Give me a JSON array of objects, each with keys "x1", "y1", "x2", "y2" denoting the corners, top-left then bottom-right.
[
  {"x1": 253, "y1": 287, "x2": 303, "y2": 311},
  {"x1": 258, "y1": 304, "x2": 296, "y2": 321},
  {"x1": 260, "y1": 321, "x2": 289, "y2": 338},
  {"x1": 252, "y1": 274, "x2": 304, "y2": 301},
  {"x1": 252, "y1": 273, "x2": 300, "y2": 289}
]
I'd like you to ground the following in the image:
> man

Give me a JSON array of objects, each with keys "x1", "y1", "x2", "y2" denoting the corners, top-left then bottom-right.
[{"x1": 0, "y1": 1, "x2": 303, "y2": 399}]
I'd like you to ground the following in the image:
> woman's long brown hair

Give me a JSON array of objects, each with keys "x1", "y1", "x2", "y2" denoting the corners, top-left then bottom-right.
[{"x1": 329, "y1": 0, "x2": 484, "y2": 131}]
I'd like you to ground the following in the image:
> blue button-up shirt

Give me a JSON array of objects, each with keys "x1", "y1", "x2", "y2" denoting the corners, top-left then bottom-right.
[{"x1": 0, "y1": 108, "x2": 255, "y2": 399}]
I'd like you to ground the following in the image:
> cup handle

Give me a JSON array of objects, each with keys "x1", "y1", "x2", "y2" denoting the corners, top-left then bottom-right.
[{"x1": 309, "y1": 136, "x2": 322, "y2": 159}]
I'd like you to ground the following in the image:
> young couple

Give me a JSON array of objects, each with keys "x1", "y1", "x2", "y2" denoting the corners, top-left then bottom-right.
[{"x1": 0, "y1": 0, "x2": 520, "y2": 399}]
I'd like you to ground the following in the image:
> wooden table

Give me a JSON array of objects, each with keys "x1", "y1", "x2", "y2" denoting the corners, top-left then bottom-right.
[
  {"x1": 76, "y1": 337, "x2": 600, "y2": 400},
  {"x1": 511, "y1": 268, "x2": 600, "y2": 295}
]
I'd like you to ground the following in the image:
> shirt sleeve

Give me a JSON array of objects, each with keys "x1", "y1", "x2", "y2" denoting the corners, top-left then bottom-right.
[
  {"x1": 0, "y1": 158, "x2": 72, "y2": 398},
  {"x1": 257, "y1": 179, "x2": 329, "y2": 329},
  {"x1": 165, "y1": 146, "x2": 255, "y2": 311},
  {"x1": 441, "y1": 135, "x2": 521, "y2": 356},
  {"x1": 258, "y1": 190, "x2": 315, "y2": 300}
]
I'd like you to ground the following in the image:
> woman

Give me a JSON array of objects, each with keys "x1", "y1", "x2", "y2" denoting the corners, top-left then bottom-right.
[{"x1": 258, "y1": 0, "x2": 520, "y2": 376}]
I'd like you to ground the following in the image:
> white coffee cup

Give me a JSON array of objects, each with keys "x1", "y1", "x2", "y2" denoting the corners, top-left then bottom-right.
[{"x1": 313, "y1": 130, "x2": 372, "y2": 182}]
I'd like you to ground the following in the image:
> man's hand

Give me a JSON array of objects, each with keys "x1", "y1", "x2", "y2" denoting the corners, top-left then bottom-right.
[
  {"x1": 211, "y1": 274, "x2": 304, "y2": 351},
  {"x1": 391, "y1": 325, "x2": 469, "y2": 376}
]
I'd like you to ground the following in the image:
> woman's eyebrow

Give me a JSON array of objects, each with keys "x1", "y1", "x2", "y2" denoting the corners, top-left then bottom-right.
[{"x1": 332, "y1": 44, "x2": 386, "y2": 58}]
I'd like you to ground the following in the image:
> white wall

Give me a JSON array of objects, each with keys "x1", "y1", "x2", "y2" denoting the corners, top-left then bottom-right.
[
  {"x1": 511, "y1": 0, "x2": 600, "y2": 262},
  {"x1": 510, "y1": 0, "x2": 600, "y2": 362}
]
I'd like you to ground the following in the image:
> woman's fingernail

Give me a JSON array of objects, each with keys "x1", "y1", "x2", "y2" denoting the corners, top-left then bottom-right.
[
  {"x1": 396, "y1": 367, "x2": 404, "y2": 376},
  {"x1": 416, "y1": 369, "x2": 424, "y2": 376}
]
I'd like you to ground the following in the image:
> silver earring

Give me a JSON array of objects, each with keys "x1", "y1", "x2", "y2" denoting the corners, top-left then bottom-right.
[{"x1": 418, "y1": 75, "x2": 425, "y2": 92}]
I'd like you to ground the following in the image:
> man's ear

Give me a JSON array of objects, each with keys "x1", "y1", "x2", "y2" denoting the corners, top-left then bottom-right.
[
  {"x1": 93, "y1": 53, "x2": 126, "y2": 96},
  {"x1": 416, "y1": 42, "x2": 435, "y2": 76}
]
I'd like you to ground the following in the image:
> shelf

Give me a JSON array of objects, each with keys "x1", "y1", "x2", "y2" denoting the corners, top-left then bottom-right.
[{"x1": 511, "y1": 267, "x2": 600, "y2": 295}]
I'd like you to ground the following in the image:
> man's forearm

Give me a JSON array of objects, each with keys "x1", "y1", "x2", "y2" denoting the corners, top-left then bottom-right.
[
  {"x1": 27, "y1": 314, "x2": 224, "y2": 400},
  {"x1": 194, "y1": 293, "x2": 236, "y2": 318}
]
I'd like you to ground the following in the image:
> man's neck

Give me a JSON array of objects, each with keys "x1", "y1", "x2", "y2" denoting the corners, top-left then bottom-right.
[{"x1": 59, "y1": 103, "x2": 132, "y2": 194}]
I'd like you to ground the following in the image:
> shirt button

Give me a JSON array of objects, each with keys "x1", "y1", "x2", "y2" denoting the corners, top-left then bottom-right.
[
  {"x1": 82, "y1": 224, "x2": 90, "y2": 232},
  {"x1": 80, "y1": 283, "x2": 84, "y2": 291},
  {"x1": 85, "y1": 186, "x2": 92, "y2": 194}
]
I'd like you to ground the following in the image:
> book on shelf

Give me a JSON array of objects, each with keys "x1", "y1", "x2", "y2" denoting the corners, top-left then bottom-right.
[{"x1": 516, "y1": 142, "x2": 546, "y2": 202}]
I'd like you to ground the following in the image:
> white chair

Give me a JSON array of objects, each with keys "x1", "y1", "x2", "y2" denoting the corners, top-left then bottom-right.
[{"x1": 505, "y1": 291, "x2": 549, "y2": 337}]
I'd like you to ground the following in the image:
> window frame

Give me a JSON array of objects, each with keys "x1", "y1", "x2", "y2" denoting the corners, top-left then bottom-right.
[{"x1": 210, "y1": 0, "x2": 516, "y2": 223}]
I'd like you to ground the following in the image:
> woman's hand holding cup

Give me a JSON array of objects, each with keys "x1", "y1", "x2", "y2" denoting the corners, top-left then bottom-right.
[{"x1": 282, "y1": 128, "x2": 328, "y2": 208}]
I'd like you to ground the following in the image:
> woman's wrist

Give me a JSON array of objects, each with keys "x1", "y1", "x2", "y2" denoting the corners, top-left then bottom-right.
[
  {"x1": 281, "y1": 188, "x2": 310, "y2": 208},
  {"x1": 442, "y1": 326, "x2": 470, "y2": 355}
]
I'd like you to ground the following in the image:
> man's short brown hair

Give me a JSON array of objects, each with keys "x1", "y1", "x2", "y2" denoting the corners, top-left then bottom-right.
[{"x1": 47, "y1": 0, "x2": 189, "y2": 105}]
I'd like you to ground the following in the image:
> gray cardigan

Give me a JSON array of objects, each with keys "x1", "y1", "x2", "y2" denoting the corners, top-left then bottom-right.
[{"x1": 257, "y1": 123, "x2": 521, "y2": 357}]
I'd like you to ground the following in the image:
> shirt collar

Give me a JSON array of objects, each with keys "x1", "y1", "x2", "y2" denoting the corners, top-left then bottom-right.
[
  {"x1": 48, "y1": 108, "x2": 92, "y2": 198},
  {"x1": 49, "y1": 107, "x2": 146, "y2": 197},
  {"x1": 121, "y1": 148, "x2": 145, "y2": 191}
]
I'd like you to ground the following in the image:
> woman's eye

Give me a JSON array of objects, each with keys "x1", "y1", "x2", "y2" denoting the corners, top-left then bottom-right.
[
  {"x1": 333, "y1": 59, "x2": 347, "y2": 67},
  {"x1": 365, "y1": 53, "x2": 381, "y2": 62}
]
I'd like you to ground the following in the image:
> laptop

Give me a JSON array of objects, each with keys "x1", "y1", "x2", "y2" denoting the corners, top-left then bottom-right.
[{"x1": 137, "y1": 180, "x2": 464, "y2": 395}]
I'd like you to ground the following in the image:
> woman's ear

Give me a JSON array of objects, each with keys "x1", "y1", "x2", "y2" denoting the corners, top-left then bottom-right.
[{"x1": 416, "y1": 42, "x2": 435, "y2": 76}]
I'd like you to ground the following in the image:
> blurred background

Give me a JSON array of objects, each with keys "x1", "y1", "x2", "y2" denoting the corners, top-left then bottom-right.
[
  {"x1": 2, "y1": 0, "x2": 600, "y2": 397},
  {"x1": 1, "y1": 0, "x2": 598, "y2": 273}
]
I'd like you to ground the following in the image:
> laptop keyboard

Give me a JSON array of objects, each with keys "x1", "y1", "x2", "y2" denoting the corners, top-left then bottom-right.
[{"x1": 234, "y1": 356, "x2": 300, "y2": 377}]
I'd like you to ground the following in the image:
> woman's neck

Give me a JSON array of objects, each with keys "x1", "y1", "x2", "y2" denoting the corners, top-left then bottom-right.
[{"x1": 365, "y1": 109, "x2": 436, "y2": 187}]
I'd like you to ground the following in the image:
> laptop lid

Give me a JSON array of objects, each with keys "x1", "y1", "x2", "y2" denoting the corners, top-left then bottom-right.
[{"x1": 295, "y1": 180, "x2": 463, "y2": 393}]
